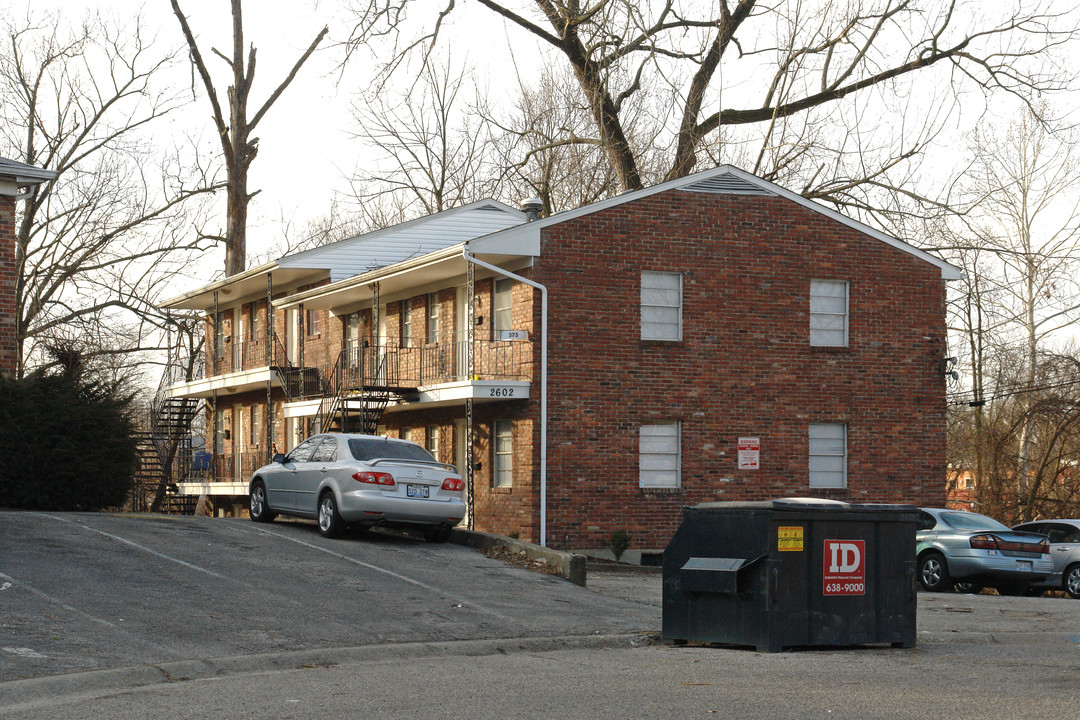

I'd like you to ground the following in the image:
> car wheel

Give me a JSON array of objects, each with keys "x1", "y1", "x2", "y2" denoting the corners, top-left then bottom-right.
[
  {"x1": 954, "y1": 581, "x2": 983, "y2": 594},
  {"x1": 918, "y1": 552, "x2": 951, "y2": 592},
  {"x1": 249, "y1": 481, "x2": 276, "y2": 523},
  {"x1": 996, "y1": 582, "x2": 1029, "y2": 596},
  {"x1": 318, "y1": 492, "x2": 345, "y2": 538},
  {"x1": 1065, "y1": 565, "x2": 1080, "y2": 600},
  {"x1": 422, "y1": 525, "x2": 453, "y2": 544}
]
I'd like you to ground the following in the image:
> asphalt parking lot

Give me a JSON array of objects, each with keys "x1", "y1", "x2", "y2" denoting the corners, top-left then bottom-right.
[
  {"x1": 0, "y1": 511, "x2": 656, "y2": 682},
  {"x1": 3, "y1": 511, "x2": 1080, "y2": 719}
]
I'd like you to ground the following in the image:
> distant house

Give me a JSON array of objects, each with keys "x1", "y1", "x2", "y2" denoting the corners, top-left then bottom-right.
[
  {"x1": 0, "y1": 158, "x2": 56, "y2": 378},
  {"x1": 161, "y1": 166, "x2": 961, "y2": 555}
]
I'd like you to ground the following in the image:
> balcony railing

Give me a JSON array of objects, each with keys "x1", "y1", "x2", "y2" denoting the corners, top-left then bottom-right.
[
  {"x1": 195, "y1": 335, "x2": 533, "y2": 392},
  {"x1": 340, "y1": 339, "x2": 532, "y2": 389},
  {"x1": 207, "y1": 338, "x2": 285, "y2": 377}
]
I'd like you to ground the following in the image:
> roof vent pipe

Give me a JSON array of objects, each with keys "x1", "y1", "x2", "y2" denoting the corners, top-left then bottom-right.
[{"x1": 520, "y1": 197, "x2": 543, "y2": 222}]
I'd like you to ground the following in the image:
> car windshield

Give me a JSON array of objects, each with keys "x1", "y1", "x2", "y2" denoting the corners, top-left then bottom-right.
[
  {"x1": 348, "y1": 437, "x2": 436, "y2": 463},
  {"x1": 940, "y1": 511, "x2": 1009, "y2": 532}
]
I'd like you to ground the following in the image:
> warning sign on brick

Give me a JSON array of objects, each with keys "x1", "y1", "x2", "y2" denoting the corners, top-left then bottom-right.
[
  {"x1": 823, "y1": 539, "x2": 865, "y2": 596},
  {"x1": 737, "y1": 437, "x2": 759, "y2": 470}
]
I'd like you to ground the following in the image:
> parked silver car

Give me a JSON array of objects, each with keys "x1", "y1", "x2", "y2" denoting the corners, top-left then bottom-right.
[
  {"x1": 1011, "y1": 519, "x2": 1080, "y2": 599},
  {"x1": 917, "y1": 508, "x2": 1052, "y2": 594},
  {"x1": 248, "y1": 433, "x2": 466, "y2": 541}
]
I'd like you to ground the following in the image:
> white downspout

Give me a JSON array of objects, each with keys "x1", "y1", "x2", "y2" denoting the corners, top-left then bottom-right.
[{"x1": 462, "y1": 249, "x2": 549, "y2": 547}]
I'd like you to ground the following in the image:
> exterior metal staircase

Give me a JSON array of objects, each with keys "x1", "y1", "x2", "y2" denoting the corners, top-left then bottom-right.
[{"x1": 315, "y1": 345, "x2": 418, "y2": 435}]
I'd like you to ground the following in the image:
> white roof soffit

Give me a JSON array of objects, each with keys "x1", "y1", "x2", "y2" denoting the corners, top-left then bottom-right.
[
  {"x1": 160, "y1": 263, "x2": 329, "y2": 310},
  {"x1": 467, "y1": 165, "x2": 963, "y2": 281}
]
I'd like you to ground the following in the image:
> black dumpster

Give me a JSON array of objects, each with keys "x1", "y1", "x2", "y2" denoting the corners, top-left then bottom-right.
[{"x1": 662, "y1": 498, "x2": 919, "y2": 651}]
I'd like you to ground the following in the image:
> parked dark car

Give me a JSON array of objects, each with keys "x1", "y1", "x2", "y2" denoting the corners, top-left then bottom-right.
[
  {"x1": 1011, "y1": 519, "x2": 1080, "y2": 599},
  {"x1": 917, "y1": 508, "x2": 1051, "y2": 594},
  {"x1": 249, "y1": 433, "x2": 465, "y2": 541}
]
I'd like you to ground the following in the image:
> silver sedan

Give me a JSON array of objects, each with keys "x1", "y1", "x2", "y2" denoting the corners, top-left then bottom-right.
[
  {"x1": 917, "y1": 508, "x2": 1052, "y2": 595},
  {"x1": 1012, "y1": 519, "x2": 1080, "y2": 599},
  {"x1": 248, "y1": 433, "x2": 466, "y2": 541}
]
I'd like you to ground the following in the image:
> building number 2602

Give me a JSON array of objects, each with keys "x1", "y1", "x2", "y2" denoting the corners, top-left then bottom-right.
[{"x1": 489, "y1": 387, "x2": 514, "y2": 397}]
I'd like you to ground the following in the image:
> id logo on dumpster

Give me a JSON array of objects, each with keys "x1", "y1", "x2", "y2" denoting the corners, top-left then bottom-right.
[{"x1": 823, "y1": 539, "x2": 865, "y2": 596}]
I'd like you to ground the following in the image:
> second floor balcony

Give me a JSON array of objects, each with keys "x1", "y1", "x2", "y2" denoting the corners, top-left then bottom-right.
[{"x1": 169, "y1": 334, "x2": 533, "y2": 402}]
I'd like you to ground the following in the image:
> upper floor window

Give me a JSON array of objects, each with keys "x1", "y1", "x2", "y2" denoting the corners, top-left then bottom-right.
[
  {"x1": 641, "y1": 271, "x2": 682, "y2": 341},
  {"x1": 427, "y1": 293, "x2": 439, "y2": 344},
  {"x1": 214, "y1": 311, "x2": 224, "y2": 358},
  {"x1": 639, "y1": 422, "x2": 680, "y2": 488},
  {"x1": 810, "y1": 280, "x2": 848, "y2": 347},
  {"x1": 306, "y1": 307, "x2": 322, "y2": 336},
  {"x1": 494, "y1": 279, "x2": 514, "y2": 337},
  {"x1": 248, "y1": 304, "x2": 261, "y2": 342},
  {"x1": 809, "y1": 423, "x2": 847, "y2": 488},
  {"x1": 402, "y1": 299, "x2": 413, "y2": 347}
]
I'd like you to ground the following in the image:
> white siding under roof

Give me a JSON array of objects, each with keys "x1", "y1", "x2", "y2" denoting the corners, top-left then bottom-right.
[{"x1": 278, "y1": 202, "x2": 525, "y2": 282}]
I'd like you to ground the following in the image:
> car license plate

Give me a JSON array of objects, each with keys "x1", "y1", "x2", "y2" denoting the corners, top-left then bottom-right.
[
  {"x1": 1017, "y1": 560, "x2": 1032, "y2": 571},
  {"x1": 407, "y1": 484, "x2": 429, "y2": 499}
]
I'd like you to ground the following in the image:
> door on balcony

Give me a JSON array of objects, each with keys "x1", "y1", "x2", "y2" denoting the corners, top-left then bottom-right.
[
  {"x1": 455, "y1": 287, "x2": 467, "y2": 380},
  {"x1": 232, "y1": 307, "x2": 243, "y2": 371},
  {"x1": 233, "y1": 407, "x2": 243, "y2": 481},
  {"x1": 285, "y1": 308, "x2": 299, "y2": 365}
]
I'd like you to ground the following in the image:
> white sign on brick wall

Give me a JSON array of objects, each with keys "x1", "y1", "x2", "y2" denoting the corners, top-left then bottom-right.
[{"x1": 738, "y1": 437, "x2": 760, "y2": 470}]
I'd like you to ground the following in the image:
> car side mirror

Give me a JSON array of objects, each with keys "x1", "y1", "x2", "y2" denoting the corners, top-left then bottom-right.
[{"x1": 273, "y1": 453, "x2": 287, "y2": 464}]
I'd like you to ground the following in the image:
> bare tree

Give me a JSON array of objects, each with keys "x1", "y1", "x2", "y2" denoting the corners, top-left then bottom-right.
[
  {"x1": 169, "y1": 0, "x2": 328, "y2": 276},
  {"x1": 345, "y1": 0, "x2": 1077, "y2": 207},
  {"x1": 348, "y1": 56, "x2": 498, "y2": 219},
  {"x1": 0, "y1": 9, "x2": 221, "y2": 377}
]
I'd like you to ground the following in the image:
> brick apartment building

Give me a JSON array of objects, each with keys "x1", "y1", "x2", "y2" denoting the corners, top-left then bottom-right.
[
  {"x1": 161, "y1": 166, "x2": 960, "y2": 555},
  {"x1": 0, "y1": 158, "x2": 56, "y2": 379}
]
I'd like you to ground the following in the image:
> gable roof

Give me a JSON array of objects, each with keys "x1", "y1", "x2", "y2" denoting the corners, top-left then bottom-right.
[
  {"x1": 279, "y1": 199, "x2": 525, "y2": 283},
  {"x1": 468, "y1": 165, "x2": 963, "y2": 280}
]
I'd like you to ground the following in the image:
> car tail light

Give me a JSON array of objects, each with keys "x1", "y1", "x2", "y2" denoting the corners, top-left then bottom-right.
[
  {"x1": 441, "y1": 478, "x2": 464, "y2": 491},
  {"x1": 353, "y1": 471, "x2": 395, "y2": 486},
  {"x1": 969, "y1": 534, "x2": 1050, "y2": 554}
]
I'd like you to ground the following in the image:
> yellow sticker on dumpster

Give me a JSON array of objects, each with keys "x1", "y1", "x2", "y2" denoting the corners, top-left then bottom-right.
[{"x1": 778, "y1": 526, "x2": 804, "y2": 551}]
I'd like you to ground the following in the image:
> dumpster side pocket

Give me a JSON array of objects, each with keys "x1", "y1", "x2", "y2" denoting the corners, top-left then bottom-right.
[{"x1": 681, "y1": 555, "x2": 766, "y2": 594}]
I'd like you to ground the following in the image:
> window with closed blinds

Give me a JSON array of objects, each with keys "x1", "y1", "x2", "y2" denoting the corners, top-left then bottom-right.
[
  {"x1": 810, "y1": 280, "x2": 848, "y2": 346},
  {"x1": 809, "y1": 423, "x2": 847, "y2": 488},
  {"x1": 639, "y1": 423, "x2": 680, "y2": 488},
  {"x1": 641, "y1": 271, "x2": 682, "y2": 341}
]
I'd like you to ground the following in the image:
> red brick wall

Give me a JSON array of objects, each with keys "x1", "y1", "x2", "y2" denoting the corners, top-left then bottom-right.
[
  {"x1": 1, "y1": 195, "x2": 16, "y2": 377},
  {"x1": 527, "y1": 190, "x2": 949, "y2": 550}
]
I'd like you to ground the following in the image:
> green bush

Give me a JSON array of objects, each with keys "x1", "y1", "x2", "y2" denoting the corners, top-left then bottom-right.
[
  {"x1": 608, "y1": 529, "x2": 632, "y2": 562},
  {"x1": 0, "y1": 369, "x2": 136, "y2": 511}
]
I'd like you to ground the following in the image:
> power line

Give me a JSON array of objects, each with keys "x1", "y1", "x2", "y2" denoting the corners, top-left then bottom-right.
[{"x1": 947, "y1": 377, "x2": 1080, "y2": 406}]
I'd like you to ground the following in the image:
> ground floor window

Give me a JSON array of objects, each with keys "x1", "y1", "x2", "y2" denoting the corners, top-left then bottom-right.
[
  {"x1": 427, "y1": 425, "x2": 440, "y2": 459},
  {"x1": 493, "y1": 420, "x2": 513, "y2": 487},
  {"x1": 639, "y1": 422, "x2": 680, "y2": 488},
  {"x1": 809, "y1": 423, "x2": 847, "y2": 488}
]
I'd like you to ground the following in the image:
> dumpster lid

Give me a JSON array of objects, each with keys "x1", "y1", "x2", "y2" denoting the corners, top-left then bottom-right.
[{"x1": 688, "y1": 497, "x2": 918, "y2": 513}]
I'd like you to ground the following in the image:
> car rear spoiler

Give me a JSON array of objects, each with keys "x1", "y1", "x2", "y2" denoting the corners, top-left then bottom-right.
[{"x1": 367, "y1": 457, "x2": 459, "y2": 473}]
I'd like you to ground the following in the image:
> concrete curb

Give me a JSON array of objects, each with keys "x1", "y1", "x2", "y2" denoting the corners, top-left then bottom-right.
[
  {"x1": 0, "y1": 633, "x2": 657, "y2": 712},
  {"x1": 450, "y1": 528, "x2": 588, "y2": 586}
]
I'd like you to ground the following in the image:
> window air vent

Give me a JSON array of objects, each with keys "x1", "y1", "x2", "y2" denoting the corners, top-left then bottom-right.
[{"x1": 681, "y1": 172, "x2": 774, "y2": 196}]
